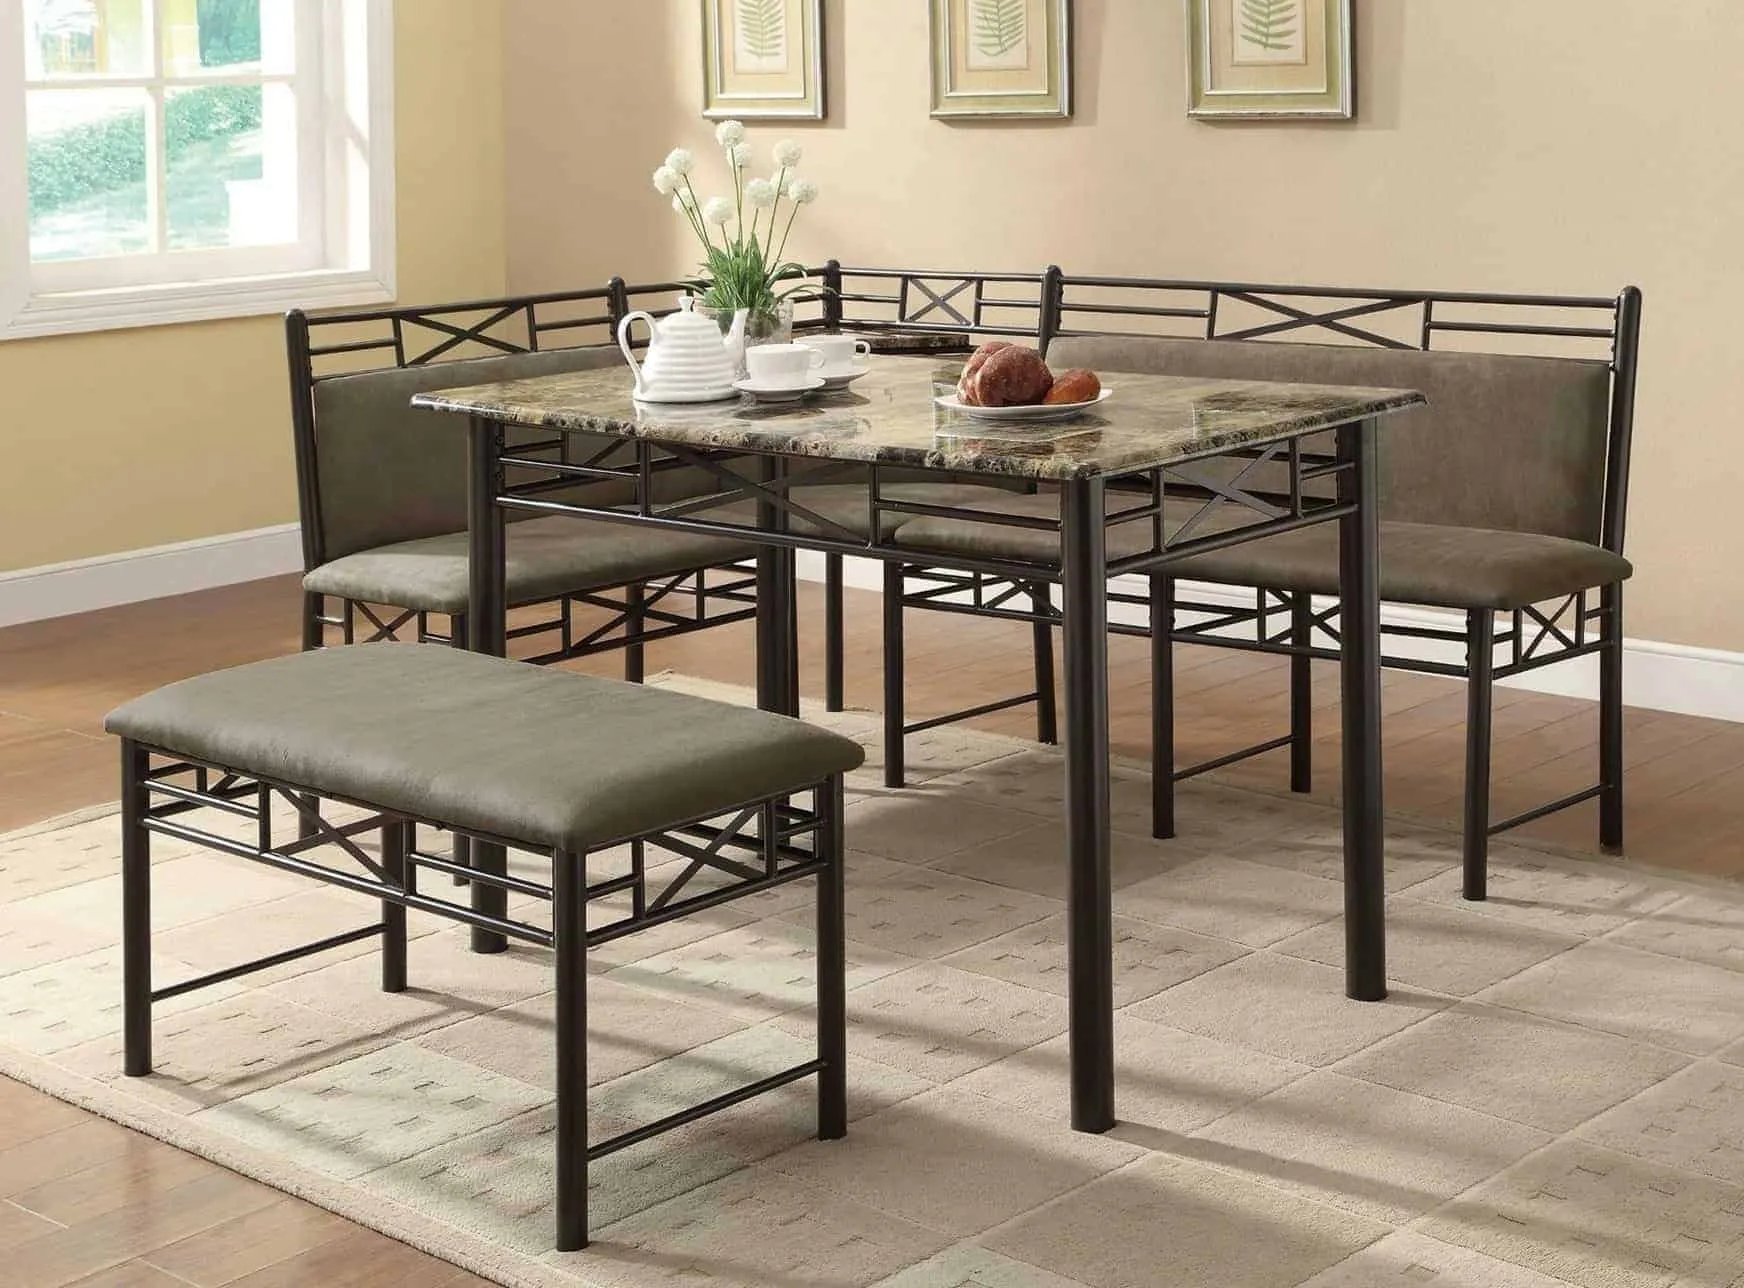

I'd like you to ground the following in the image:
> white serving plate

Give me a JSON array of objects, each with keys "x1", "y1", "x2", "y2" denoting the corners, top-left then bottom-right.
[{"x1": 933, "y1": 387, "x2": 1113, "y2": 423}]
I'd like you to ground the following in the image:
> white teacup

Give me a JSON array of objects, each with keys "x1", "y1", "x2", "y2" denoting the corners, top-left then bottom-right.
[
  {"x1": 801, "y1": 334, "x2": 873, "y2": 374},
  {"x1": 744, "y1": 343, "x2": 825, "y2": 387}
]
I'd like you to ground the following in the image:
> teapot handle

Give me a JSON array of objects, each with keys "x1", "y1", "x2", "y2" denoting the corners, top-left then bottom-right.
[{"x1": 617, "y1": 311, "x2": 656, "y2": 396}]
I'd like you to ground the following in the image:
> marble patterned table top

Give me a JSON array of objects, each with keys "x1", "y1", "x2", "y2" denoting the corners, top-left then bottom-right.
[{"x1": 412, "y1": 355, "x2": 1425, "y2": 482}]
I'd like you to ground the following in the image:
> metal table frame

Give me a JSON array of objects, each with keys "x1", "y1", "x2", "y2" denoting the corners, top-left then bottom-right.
[{"x1": 447, "y1": 389, "x2": 1394, "y2": 1135}]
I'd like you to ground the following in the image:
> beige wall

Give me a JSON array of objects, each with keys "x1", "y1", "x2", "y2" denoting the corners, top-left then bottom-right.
[
  {"x1": 504, "y1": 0, "x2": 1744, "y2": 652},
  {"x1": 0, "y1": 0, "x2": 507, "y2": 574}
]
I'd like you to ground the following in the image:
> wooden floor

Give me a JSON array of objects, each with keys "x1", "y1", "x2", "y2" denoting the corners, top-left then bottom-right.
[{"x1": 2, "y1": 573, "x2": 1742, "y2": 1285}]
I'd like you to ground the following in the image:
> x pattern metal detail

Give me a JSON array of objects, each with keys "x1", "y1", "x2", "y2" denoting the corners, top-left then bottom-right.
[
  {"x1": 136, "y1": 756, "x2": 829, "y2": 956},
  {"x1": 904, "y1": 277, "x2": 979, "y2": 328}
]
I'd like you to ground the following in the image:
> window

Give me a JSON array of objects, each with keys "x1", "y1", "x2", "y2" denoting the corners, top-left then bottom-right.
[{"x1": 0, "y1": 0, "x2": 394, "y2": 339}]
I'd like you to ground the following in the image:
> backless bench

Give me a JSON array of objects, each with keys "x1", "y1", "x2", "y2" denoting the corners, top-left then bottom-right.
[{"x1": 104, "y1": 644, "x2": 864, "y2": 1251}]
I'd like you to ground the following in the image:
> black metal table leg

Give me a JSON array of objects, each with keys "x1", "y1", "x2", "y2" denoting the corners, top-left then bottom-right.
[
  {"x1": 1337, "y1": 419, "x2": 1387, "y2": 1002},
  {"x1": 467, "y1": 415, "x2": 510, "y2": 954},
  {"x1": 755, "y1": 457, "x2": 800, "y2": 717},
  {"x1": 1150, "y1": 574, "x2": 1176, "y2": 840},
  {"x1": 1060, "y1": 478, "x2": 1115, "y2": 1133},
  {"x1": 824, "y1": 553, "x2": 846, "y2": 712},
  {"x1": 553, "y1": 846, "x2": 589, "y2": 1251}
]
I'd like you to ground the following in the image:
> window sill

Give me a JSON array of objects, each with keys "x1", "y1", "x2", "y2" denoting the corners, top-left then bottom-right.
[{"x1": 0, "y1": 267, "x2": 398, "y2": 341}]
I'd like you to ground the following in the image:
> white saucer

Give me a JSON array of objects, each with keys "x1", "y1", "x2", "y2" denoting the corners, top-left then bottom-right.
[
  {"x1": 819, "y1": 364, "x2": 872, "y2": 392},
  {"x1": 734, "y1": 376, "x2": 826, "y2": 403}
]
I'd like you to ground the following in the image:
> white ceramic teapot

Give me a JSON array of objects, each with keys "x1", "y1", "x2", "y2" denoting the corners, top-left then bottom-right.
[{"x1": 616, "y1": 297, "x2": 747, "y2": 403}]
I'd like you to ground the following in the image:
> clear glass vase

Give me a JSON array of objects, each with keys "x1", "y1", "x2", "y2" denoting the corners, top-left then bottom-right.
[{"x1": 697, "y1": 300, "x2": 793, "y2": 375}]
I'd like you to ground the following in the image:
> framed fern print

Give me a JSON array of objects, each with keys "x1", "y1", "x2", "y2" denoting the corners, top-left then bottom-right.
[
  {"x1": 929, "y1": 0, "x2": 1073, "y2": 120},
  {"x1": 1186, "y1": 0, "x2": 1352, "y2": 119},
  {"x1": 702, "y1": 0, "x2": 825, "y2": 120}
]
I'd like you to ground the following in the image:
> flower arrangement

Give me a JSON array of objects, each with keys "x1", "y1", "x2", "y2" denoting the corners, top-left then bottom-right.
[{"x1": 652, "y1": 119, "x2": 819, "y2": 336}]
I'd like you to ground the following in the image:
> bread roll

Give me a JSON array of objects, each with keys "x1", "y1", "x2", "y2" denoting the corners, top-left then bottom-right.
[
  {"x1": 1044, "y1": 369, "x2": 1102, "y2": 405},
  {"x1": 973, "y1": 346, "x2": 1054, "y2": 407},
  {"x1": 957, "y1": 341, "x2": 1013, "y2": 406}
]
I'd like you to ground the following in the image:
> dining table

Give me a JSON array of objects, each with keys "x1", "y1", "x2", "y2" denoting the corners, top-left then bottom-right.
[{"x1": 412, "y1": 354, "x2": 1426, "y2": 1135}]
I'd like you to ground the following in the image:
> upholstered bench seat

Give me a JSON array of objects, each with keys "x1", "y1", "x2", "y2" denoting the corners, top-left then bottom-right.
[
  {"x1": 106, "y1": 643, "x2": 864, "y2": 851},
  {"x1": 302, "y1": 515, "x2": 754, "y2": 616},
  {"x1": 892, "y1": 489, "x2": 1223, "y2": 566},
  {"x1": 894, "y1": 490, "x2": 1631, "y2": 610},
  {"x1": 108, "y1": 643, "x2": 860, "y2": 1251},
  {"x1": 1163, "y1": 519, "x2": 1631, "y2": 612}
]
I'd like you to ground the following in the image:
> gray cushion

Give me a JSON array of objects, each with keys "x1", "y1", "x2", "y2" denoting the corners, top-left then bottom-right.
[
  {"x1": 312, "y1": 346, "x2": 636, "y2": 561},
  {"x1": 722, "y1": 481, "x2": 1029, "y2": 541},
  {"x1": 894, "y1": 490, "x2": 1247, "y2": 566},
  {"x1": 105, "y1": 645, "x2": 864, "y2": 852},
  {"x1": 894, "y1": 491, "x2": 1630, "y2": 609},
  {"x1": 303, "y1": 514, "x2": 755, "y2": 615},
  {"x1": 302, "y1": 482, "x2": 1016, "y2": 614},
  {"x1": 1166, "y1": 519, "x2": 1631, "y2": 611},
  {"x1": 1047, "y1": 335, "x2": 1614, "y2": 543}
]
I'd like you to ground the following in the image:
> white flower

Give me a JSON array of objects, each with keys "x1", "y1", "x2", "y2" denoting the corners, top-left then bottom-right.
[
  {"x1": 714, "y1": 120, "x2": 746, "y2": 148},
  {"x1": 745, "y1": 178, "x2": 778, "y2": 208},
  {"x1": 651, "y1": 165, "x2": 678, "y2": 196},
  {"x1": 773, "y1": 139, "x2": 803, "y2": 168},
  {"x1": 702, "y1": 196, "x2": 735, "y2": 226},
  {"x1": 730, "y1": 142, "x2": 753, "y2": 168},
  {"x1": 787, "y1": 178, "x2": 819, "y2": 205},
  {"x1": 664, "y1": 148, "x2": 694, "y2": 175}
]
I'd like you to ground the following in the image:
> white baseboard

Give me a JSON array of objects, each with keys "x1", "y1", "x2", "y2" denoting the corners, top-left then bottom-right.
[
  {"x1": 0, "y1": 524, "x2": 304, "y2": 629},
  {"x1": 4, "y1": 535, "x2": 1739, "y2": 725},
  {"x1": 795, "y1": 551, "x2": 1744, "y2": 725}
]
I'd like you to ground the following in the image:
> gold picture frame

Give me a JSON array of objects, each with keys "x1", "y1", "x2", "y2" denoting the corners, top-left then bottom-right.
[
  {"x1": 929, "y1": 0, "x2": 1073, "y2": 120},
  {"x1": 1186, "y1": 0, "x2": 1353, "y2": 120},
  {"x1": 702, "y1": 0, "x2": 825, "y2": 121}
]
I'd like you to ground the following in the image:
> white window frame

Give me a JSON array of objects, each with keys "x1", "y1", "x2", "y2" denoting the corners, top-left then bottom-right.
[{"x1": 0, "y1": 0, "x2": 395, "y2": 340}]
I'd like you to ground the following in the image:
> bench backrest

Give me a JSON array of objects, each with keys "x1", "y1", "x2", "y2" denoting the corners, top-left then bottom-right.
[
  {"x1": 1047, "y1": 334, "x2": 1611, "y2": 542},
  {"x1": 1043, "y1": 277, "x2": 1641, "y2": 552},
  {"x1": 288, "y1": 283, "x2": 673, "y2": 567}
]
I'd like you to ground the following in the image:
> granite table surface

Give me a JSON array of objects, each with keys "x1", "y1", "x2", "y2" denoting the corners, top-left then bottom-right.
[{"x1": 411, "y1": 355, "x2": 1426, "y2": 483}]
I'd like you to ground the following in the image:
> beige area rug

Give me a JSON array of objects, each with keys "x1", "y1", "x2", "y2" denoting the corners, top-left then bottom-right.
[{"x1": 7, "y1": 676, "x2": 1744, "y2": 1287}]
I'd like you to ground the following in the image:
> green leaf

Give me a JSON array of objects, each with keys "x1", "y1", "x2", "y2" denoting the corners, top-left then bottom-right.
[
  {"x1": 1238, "y1": 0, "x2": 1300, "y2": 52},
  {"x1": 971, "y1": 0, "x2": 1026, "y2": 59},
  {"x1": 737, "y1": 0, "x2": 786, "y2": 61}
]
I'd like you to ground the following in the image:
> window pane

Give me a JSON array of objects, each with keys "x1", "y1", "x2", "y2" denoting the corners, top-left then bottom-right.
[
  {"x1": 23, "y1": 0, "x2": 151, "y2": 78},
  {"x1": 164, "y1": 0, "x2": 295, "y2": 76},
  {"x1": 27, "y1": 88, "x2": 151, "y2": 262},
  {"x1": 165, "y1": 82, "x2": 298, "y2": 249}
]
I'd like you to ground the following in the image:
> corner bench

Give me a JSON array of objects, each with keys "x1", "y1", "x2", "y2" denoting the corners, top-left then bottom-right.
[{"x1": 104, "y1": 643, "x2": 864, "y2": 1251}]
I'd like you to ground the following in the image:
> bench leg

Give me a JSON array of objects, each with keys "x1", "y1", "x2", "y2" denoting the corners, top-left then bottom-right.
[
  {"x1": 1031, "y1": 583, "x2": 1058, "y2": 746},
  {"x1": 1599, "y1": 584, "x2": 1625, "y2": 853},
  {"x1": 1290, "y1": 592, "x2": 1314, "y2": 794},
  {"x1": 122, "y1": 740, "x2": 153, "y2": 1077},
  {"x1": 1463, "y1": 610, "x2": 1494, "y2": 901},
  {"x1": 553, "y1": 847, "x2": 589, "y2": 1252},
  {"x1": 882, "y1": 561, "x2": 906, "y2": 788},
  {"x1": 817, "y1": 778, "x2": 847, "y2": 1140},
  {"x1": 625, "y1": 582, "x2": 646, "y2": 684},
  {"x1": 449, "y1": 615, "x2": 472, "y2": 886},
  {"x1": 1151, "y1": 575, "x2": 1176, "y2": 840},
  {"x1": 382, "y1": 821, "x2": 409, "y2": 994},
  {"x1": 824, "y1": 553, "x2": 845, "y2": 713}
]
